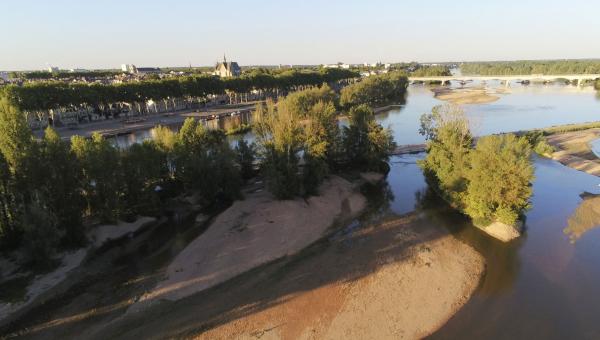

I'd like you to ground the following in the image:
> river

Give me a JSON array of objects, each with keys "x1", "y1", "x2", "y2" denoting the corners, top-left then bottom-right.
[{"x1": 385, "y1": 153, "x2": 600, "y2": 339}]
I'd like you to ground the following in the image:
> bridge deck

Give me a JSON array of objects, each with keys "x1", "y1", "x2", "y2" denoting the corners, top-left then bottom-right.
[{"x1": 409, "y1": 74, "x2": 600, "y2": 82}]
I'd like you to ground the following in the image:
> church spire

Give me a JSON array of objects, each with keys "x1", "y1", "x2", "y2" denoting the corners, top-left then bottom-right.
[{"x1": 223, "y1": 53, "x2": 227, "y2": 64}]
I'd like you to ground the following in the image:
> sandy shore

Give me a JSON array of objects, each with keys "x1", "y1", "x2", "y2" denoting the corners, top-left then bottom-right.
[
  {"x1": 432, "y1": 87, "x2": 500, "y2": 105},
  {"x1": 129, "y1": 176, "x2": 366, "y2": 310},
  {"x1": 185, "y1": 215, "x2": 483, "y2": 339},
  {"x1": 86, "y1": 212, "x2": 484, "y2": 340},
  {"x1": 546, "y1": 128, "x2": 600, "y2": 176}
]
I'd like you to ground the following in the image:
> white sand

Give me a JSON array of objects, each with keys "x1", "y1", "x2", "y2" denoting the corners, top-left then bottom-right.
[
  {"x1": 0, "y1": 249, "x2": 87, "y2": 323},
  {"x1": 131, "y1": 176, "x2": 366, "y2": 309}
]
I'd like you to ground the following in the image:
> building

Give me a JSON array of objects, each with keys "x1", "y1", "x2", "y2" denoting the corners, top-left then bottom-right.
[
  {"x1": 213, "y1": 55, "x2": 241, "y2": 77},
  {"x1": 48, "y1": 66, "x2": 59, "y2": 73},
  {"x1": 121, "y1": 64, "x2": 161, "y2": 75},
  {"x1": 323, "y1": 63, "x2": 350, "y2": 69},
  {"x1": 121, "y1": 64, "x2": 137, "y2": 73},
  {"x1": 0, "y1": 72, "x2": 9, "y2": 81},
  {"x1": 136, "y1": 67, "x2": 161, "y2": 75}
]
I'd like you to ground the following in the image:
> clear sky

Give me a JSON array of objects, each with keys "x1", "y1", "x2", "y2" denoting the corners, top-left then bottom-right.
[{"x1": 2, "y1": 0, "x2": 599, "y2": 70}]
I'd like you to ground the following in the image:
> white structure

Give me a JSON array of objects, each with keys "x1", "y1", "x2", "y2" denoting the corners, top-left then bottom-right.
[
  {"x1": 323, "y1": 63, "x2": 350, "y2": 69},
  {"x1": 69, "y1": 69, "x2": 89, "y2": 73},
  {"x1": 120, "y1": 64, "x2": 160, "y2": 75},
  {"x1": 0, "y1": 72, "x2": 9, "y2": 81},
  {"x1": 121, "y1": 64, "x2": 137, "y2": 73},
  {"x1": 47, "y1": 66, "x2": 59, "y2": 73}
]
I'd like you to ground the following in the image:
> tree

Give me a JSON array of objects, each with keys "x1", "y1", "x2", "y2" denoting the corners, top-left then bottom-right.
[
  {"x1": 121, "y1": 141, "x2": 167, "y2": 217},
  {"x1": 71, "y1": 133, "x2": 122, "y2": 222},
  {"x1": 39, "y1": 127, "x2": 85, "y2": 246},
  {"x1": 174, "y1": 118, "x2": 241, "y2": 203},
  {"x1": 254, "y1": 100, "x2": 303, "y2": 199},
  {"x1": 235, "y1": 139, "x2": 256, "y2": 181},
  {"x1": 0, "y1": 152, "x2": 20, "y2": 250},
  {"x1": 303, "y1": 101, "x2": 339, "y2": 194},
  {"x1": 419, "y1": 104, "x2": 472, "y2": 206},
  {"x1": 464, "y1": 134, "x2": 534, "y2": 226},
  {"x1": 343, "y1": 104, "x2": 395, "y2": 172},
  {"x1": 0, "y1": 96, "x2": 36, "y2": 185}
]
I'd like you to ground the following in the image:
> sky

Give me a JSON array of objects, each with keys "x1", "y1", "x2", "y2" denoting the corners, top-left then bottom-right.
[{"x1": 1, "y1": 0, "x2": 599, "y2": 71}]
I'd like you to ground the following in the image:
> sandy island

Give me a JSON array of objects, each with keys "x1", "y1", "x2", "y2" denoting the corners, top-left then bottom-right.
[
  {"x1": 130, "y1": 176, "x2": 366, "y2": 310},
  {"x1": 190, "y1": 215, "x2": 484, "y2": 340},
  {"x1": 546, "y1": 127, "x2": 600, "y2": 177},
  {"x1": 89, "y1": 196, "x2": 484, "y2": 340},
  {"x1": 3, "y1": 176, "x2": 485, "y2": 339},
  {"x1": 432, "y1": 87, "x2": 500, "y2": 105}
]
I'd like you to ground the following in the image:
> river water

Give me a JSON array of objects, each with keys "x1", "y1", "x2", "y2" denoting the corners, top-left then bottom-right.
[
  {"x1": 379, "y1": 81, "x2": 600, "y2": 338},
  {"x1": 387, "y1": 153, "x2": 600, "y2": 339}
]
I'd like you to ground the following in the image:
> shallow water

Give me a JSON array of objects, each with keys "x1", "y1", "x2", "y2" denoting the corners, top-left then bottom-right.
[
  {"x1": 386, "y1": 154, "x2": 600, "y2": 339},
  {"x1": 377, "y1": 83, "x2": 600, "y2": 145}
]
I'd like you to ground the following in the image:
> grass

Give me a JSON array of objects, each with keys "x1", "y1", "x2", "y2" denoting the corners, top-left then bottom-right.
[{"x1": 538, "y1": 121, "x2": 600, "y2": 135}]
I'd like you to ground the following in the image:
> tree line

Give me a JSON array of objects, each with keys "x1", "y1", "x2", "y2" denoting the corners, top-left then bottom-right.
[
  {"x1": 4, "y1": 68, "x2": 358, "y2": 112},
  {"x1": 0, "y1": 73, "x2": 404, "y2": 266},
  {"x1": 409, "y1": 65, "x2": 452, "y2": 77},
  {"x1": 461, "y1": 60, "x2": 600, "y2": 75},
  {"x1": 419, "y1": 104, "x2": 534, "y2": 227},
  {"x1": 9, "y1": 71, "x2": 121, "y2": 81},
  {"x1": 340, "y1": 71, "x2": 409, "y2": 108}
]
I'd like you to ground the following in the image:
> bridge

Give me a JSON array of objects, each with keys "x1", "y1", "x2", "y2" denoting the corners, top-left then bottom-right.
[{"x1": 408, "y1": 74, "x2": 600, "y2": 86}]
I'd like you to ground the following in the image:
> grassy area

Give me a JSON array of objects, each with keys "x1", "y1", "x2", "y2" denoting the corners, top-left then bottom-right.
[{"x1": 538, "y1": 121, "x2": 600, "y2": 135}]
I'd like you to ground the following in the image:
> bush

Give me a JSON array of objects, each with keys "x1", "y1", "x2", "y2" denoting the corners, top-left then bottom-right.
[{"x1": 523, "y1": 131, "x2": 554, "y2": 156}]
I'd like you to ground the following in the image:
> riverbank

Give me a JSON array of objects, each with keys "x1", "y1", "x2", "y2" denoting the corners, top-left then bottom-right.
[{"x1": 546, "y1": 127, "x2": 600, "y2": 176}]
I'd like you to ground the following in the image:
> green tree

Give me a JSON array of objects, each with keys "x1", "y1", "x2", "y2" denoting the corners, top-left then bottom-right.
[
  {"x1": 303, "y1": 101, "x2": 339, "y2": 194},
  {"x1": 39, "y1": 127, "x2": 85, "y2": 246},
  {"x1": 235, "y1": 139, "x2": 256, "y2": 181},
  {"x1": 254, "y1": 100, "x2": 303, "y2": 199},
  {"x1": 71, "y1": 133, "x2": 122, "y2": 222},
  {"x1": 464, "y1": 134, "x2": 534, "y2": 226},
  {"x1": 121, "y1": 141, "x2": 167, "y2": 216},
  {"x1": 0, "y1": 152, "x2": 20, "y2": 250},
  {"x1": 174, "y1": 118, "x2": 241, "y2": 202},
  {"x1": 419, "y1": 104, "x2": 472, "y2": 206},
  {"x1": 343, "y1": 104, "x2": 395, "y2": 172}
]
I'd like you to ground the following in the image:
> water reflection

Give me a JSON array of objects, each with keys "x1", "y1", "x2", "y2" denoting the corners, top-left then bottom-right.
[{"x1": 564, "y1": 193, "x2": 600, "y2": 243}]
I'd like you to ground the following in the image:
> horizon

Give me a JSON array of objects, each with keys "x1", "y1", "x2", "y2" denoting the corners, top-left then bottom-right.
[{"x1": 2, "y1": 0, "x2": 600, "y2": 71}]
